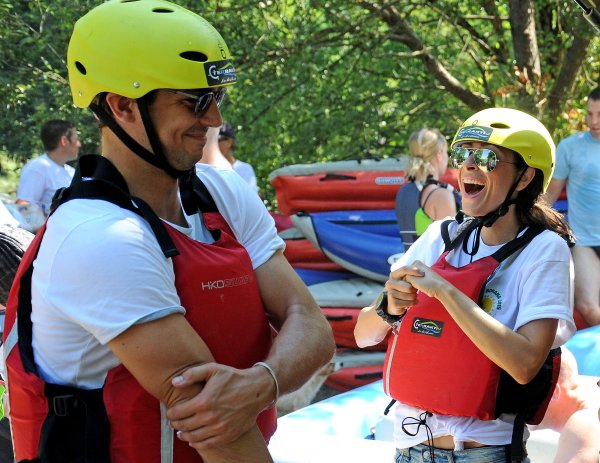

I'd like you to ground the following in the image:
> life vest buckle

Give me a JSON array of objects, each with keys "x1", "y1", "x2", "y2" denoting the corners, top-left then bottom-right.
[{"x1": 52, "y1": 394, "x2": 78, "y2": 417}]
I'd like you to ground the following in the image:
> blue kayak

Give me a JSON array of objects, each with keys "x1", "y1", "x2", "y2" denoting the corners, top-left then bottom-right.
[{"x1": 292, "y1": 211, "x2": 404, "y2": 282}]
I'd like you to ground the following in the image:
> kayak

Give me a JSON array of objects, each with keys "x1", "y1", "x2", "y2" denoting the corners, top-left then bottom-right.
[
  {"x1": 292, "y1": 212, "x2": 403, "y2": 282},
  {"x1": 270, "y1": 158, "x2": 459, "y2": 215}
]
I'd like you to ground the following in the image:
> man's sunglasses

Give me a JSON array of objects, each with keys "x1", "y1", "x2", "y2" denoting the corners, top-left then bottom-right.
[
  {"x1": 168, "y1": 88, "x2": 227, "y2": 117},
  {"x1": 450, "y1": 146, "x2": 519, "y2": 173}
]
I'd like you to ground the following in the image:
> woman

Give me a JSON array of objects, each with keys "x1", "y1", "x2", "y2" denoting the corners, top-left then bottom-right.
[
  {"x1": 356, "y1": 108, "x2": 575, "y2": 463},
  {"x1": 395, "y1": 128, "x2": 461, "y2": 251}
]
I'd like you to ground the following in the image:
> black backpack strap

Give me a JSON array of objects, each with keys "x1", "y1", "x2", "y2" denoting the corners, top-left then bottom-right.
[
  {"x1": 509, "y1": 412, "x2": 527, "y2": 462},
  {"x1": 51, "y1": 155, "x2": 179, "y2": 258},
  {"x1": 491, "y1": 226, "x2": 545, "y2": 264}
]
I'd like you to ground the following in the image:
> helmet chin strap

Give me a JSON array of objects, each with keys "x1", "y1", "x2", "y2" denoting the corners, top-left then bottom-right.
[
  {"x1": 89, "y1": 97, "x2": 204, "y2": 215},
  {"x1": 461, "y1": 168, "x2": 527, "y2": 256}
]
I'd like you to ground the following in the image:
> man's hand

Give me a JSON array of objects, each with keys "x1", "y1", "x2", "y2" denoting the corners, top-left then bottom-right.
[{"x1": 166, "y1": 362, "x2": 274, "y2": 450}]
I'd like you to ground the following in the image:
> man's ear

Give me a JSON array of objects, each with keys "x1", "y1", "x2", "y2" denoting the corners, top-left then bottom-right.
[{"x1": 104, "y1": 93, "x2": 138, "y2": 124}]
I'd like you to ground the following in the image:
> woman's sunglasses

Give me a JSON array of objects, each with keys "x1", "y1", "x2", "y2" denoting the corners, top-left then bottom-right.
[
  {"x1": 450, "y1": 146, "x2": 518, "y2": 173},
  {"x1": 168, "y1": 88, "x2": 227, "y2": 118}
]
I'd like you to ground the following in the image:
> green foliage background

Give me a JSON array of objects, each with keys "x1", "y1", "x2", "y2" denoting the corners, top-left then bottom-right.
[{"x1": 0, "y1": 0, "x2": 598, "y2": 207}]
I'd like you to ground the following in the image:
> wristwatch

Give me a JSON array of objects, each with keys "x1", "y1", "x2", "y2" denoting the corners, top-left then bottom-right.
[{"x1": 374, "y1": 291, "x2": 405, "y2": 326}]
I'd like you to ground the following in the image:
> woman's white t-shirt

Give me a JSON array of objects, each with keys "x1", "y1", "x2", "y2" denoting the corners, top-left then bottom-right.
[{"x1": 389, "y1": 219, "x2": 576, "y2": 450}]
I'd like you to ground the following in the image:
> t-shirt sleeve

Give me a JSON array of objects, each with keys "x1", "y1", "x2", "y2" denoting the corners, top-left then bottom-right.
[
  {"x1": 16, "y1": 162, "x2": 46, "y2": 204},
  {"x1": 42, "y1": 211, "x2": 185, "y2": 345},
  {"x1": 553, "y1": 138, "x2": 571, "y2": 180},
  {"x1": 513, "y1": 232, "x2": 575, "y2": 345}
]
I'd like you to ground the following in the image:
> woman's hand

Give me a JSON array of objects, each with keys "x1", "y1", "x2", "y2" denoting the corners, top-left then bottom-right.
[{"x1": 389, "y1": 261, "x2": 450, "y2": 302}]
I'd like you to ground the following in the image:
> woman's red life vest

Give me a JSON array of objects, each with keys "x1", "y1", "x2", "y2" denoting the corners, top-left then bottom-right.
[
  {"x1": 3, "y1": 155, "x2": 276, "y2": 462},
  {"x1": 383, "y1": 222, "x2": 558, "y2": 422}
]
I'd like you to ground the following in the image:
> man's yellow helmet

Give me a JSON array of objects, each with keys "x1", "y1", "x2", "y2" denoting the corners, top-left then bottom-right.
[
  {"x1": 452, "y1": 108, "x2": 555, "y2": 191},
  {"x1": 67, "y1": 0, "x2": 237, "y2": 108}
]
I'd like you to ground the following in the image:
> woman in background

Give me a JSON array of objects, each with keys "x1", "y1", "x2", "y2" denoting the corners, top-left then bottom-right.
[{"x1": 395, "y1": 128, "x2": 461, "y2": 251}]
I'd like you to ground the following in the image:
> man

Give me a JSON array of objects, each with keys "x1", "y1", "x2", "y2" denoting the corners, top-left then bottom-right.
[
  {"x1": 544, "y1": 87, "x2": 600, "y2": 326},
  {"x1": 16, "y1": 119, "x2": 80, "y2": 214},
  {"x1": 218, "y1": 122, "x2": 259, "y2": 192},
  {"x1": 3, "y1": 1, "x2": 334, "y2": 462},
  {"x1": 530, "y1": 348, "x2": 600, "y2": 463}
]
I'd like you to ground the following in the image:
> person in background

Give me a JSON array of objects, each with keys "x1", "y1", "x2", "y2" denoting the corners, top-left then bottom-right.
[
  {"x1": 356, "y1": 108, "x2": 575, "y2": 463},
  {"x1": 218, "y1": 122, "x2": 259, "y2": 193},
  {"x1": 16, "y1": 119, "x2": 80, "y2": 214},
  {"x1": 395, "y1": 128, "x2": 461, "y2": 251},
  {"x1": 0, "y1": 224, "x2": 34, "y2": 463},
  {"x1": 544, "y1": 87, "x2": 600, "y2": 327},
  {"x1": 3, "y1": 1, "x2": 334, "y2": 461},
  {"x1": 201, "y1": 126, "x2": 235, "y2": 170},
  {"x1": 530, "y1": 347, "x2": 600, "y2": 463}
]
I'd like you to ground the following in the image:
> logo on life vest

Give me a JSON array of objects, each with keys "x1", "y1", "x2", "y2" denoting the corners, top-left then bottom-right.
[
  {"x1": 411, "y1": 317, "x2": 444, "y2": 337},
  {"x1": 201, "y1": 275, "x2": 250, "y2": 290}
]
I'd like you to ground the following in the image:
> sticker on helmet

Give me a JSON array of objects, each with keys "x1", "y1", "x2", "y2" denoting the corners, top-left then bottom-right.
[
  {"x1": 205, "y1": 60, "x2": 237, "y2": 86},
  {"x1": 455, "y1": 125, "x2": 492, "y2": 142}
]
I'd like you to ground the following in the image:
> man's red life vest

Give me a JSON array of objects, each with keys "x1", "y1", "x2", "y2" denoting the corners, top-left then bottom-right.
[
  {"x1": 383, "y1": 221, "x2": 559, "y2": 422},
  {"x1": 3, "y1": 155, "x2": 276, "y2": 462}
]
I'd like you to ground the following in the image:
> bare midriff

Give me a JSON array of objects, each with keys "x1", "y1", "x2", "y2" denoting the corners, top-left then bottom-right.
[{"x1": 422, "y1": 435, "x2": 488, "y2": 450}]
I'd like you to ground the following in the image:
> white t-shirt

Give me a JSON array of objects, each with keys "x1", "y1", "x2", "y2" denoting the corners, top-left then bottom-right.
[
  {"x1": 389, "y1": 219, "x2": 576, "y2": 450},
  {"x1": 233, "y1": 160, "x2": 258, "y2": 193},
  {"x1": 17, "y1": 153, "x2": 75, "y2": 213},
  {"x1": 31, "y1": 165, "x2": 283, "y2": 389}
]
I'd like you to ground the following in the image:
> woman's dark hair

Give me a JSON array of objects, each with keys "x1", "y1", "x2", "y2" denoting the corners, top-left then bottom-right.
[{"x1": 513, "y1": 158, "x2": 575, "y2": 246}]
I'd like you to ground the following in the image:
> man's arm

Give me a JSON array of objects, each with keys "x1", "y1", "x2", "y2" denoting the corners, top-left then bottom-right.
[
  {"x1": 543, "y1": 178, "x2": 566, "y2": 206},
  {"x1": 108, "y1": 313, "x2": 273, "y2": 463},
  {"x1": 167, "y1": 249, "x2": 336, "y2": 448}
]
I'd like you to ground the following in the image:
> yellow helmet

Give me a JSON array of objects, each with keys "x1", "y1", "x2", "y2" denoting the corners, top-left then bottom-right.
[
  {"x1": 452, "y1": 108, "x2": 555, "y2": 191},
  {"x1": 67, "y1": 0, "x2": 237, "y2": 108}
]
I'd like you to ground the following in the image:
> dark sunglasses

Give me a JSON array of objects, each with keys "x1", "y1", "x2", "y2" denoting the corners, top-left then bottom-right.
[
  {"x1": 168, "y1": 88, "x2": 227, "y2": 117},
  {"x1": 450, "y1": 146, "x2": 519, "y2": 173}
]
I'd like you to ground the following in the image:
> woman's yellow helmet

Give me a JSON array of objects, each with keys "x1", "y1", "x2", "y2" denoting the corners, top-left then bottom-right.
[
  {"x1": 452, "y1": 108, "x2": 555, "y2": 191},
  {"x1": 67, "y1": 0, "x2": 237, "y2": 108}
]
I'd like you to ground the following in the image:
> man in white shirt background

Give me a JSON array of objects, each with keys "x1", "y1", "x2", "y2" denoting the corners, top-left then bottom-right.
[
  {"x1": 218, "y1": 122, "x2": 259, "y2": 193},
  {"x1": 16, "y1": 119, "x2": 80, "y2": 215}
]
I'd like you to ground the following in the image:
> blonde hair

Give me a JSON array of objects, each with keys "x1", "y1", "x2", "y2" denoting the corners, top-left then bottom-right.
[{"x1": 406, "y1": 128, "x2": 447, "y2": 180}]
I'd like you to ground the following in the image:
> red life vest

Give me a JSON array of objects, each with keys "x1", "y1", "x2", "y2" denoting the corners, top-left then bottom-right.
[
  {"x1": 3, "y1": 155, "x2": 276, "y2": 462},
  {"x1": 383, "y1": 221, "x2": 559, "y2": 422}
]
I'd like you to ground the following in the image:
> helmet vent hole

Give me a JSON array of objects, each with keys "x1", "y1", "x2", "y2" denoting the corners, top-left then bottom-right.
[
  {"x1": 120, "y1": 0, "x2": 141, "y2": 3},
  {"x1": 180, "y1": 51, "x2": 209, "y2": 63},
  {"x1": 152, "y1": 8, "x2": 174, "y2": 13},
  {"x1": 490, "y1": 122, "x2": 510, "y2": 129},
  {"x1": 75, "y1": 61, "x2": 87, "y2": 75}
]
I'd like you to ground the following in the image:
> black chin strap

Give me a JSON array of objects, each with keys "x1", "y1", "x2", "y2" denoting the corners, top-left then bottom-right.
[
  {"x1": 461, "y1": 168, "x2": 528, "y2": 256},
  {"x1": 89, "y1": 100, "x2": 188, "y2": 180}
]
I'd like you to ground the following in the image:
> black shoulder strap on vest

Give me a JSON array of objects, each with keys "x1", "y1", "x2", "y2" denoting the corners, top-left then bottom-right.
[{"x1": 51, "y1": 155, "x2": 179, "y2": 258}]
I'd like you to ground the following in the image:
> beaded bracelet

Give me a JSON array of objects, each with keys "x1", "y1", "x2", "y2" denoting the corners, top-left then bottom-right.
[{"x1": 254, "y1": 361, "x2": 279, "y2": 408}]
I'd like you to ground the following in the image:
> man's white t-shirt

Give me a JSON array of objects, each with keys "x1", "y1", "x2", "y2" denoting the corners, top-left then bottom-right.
[
  {"x1": 31, "y1": 165, "x2": 283, "y2": 389},
  {"x1": 17, "y1": 153, "x2": 75, "y2": 213},
  {"x1": 389, "y1": 219, "x2": 576, "y2": 450}
]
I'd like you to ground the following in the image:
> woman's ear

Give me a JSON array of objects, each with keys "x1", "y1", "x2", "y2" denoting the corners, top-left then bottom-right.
[
  {"x1": 104, "y1": 93, "x2": 138, "y2": 124},
  {"x1": 516, "y1": 166, "x2": 536, "y2": 192}
]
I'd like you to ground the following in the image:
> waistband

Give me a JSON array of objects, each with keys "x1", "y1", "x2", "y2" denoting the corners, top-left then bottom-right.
[{"x1": 397, "y1": 442, "x2": 528, "y2": 463}]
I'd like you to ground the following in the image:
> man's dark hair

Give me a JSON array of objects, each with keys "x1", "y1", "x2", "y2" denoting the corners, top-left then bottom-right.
[
  {"x1": 588, "y1": 87, "x2": 600, "y2": 102},
  {"x1": 40, "y1": 120, "x2": 75, "y2": 152}
]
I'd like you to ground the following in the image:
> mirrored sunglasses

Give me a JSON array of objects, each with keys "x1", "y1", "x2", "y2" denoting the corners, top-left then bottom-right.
[
  {"x1": 450, "y1": 146, "x2": 518, "y2": 173},
  {"x1": 168, "y1": 88, "x2": 227, "y2": 117}
]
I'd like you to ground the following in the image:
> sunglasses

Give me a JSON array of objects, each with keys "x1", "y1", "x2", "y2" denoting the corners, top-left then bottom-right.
[
  {"x1": 168, "y1": 88, "x2": 227, "y2": 117},
  {"x1": 450, "y1": 146, "x2": 519, "y2": 173}
]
